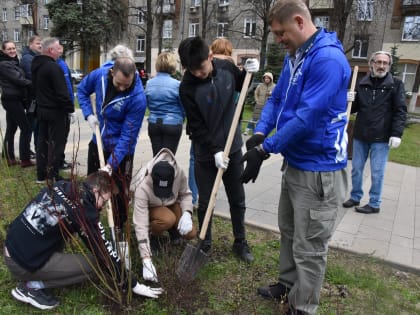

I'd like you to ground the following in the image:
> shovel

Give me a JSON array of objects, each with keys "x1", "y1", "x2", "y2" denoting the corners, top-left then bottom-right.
[
  {"x1": 176, "y1": 71, "x2": 253, "y2": 283},
  {"x1": 92, "y1": 103, "x2": 117, "y2": 247}
]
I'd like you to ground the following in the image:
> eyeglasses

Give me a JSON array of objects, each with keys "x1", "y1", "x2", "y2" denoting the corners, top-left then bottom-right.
[{"x1": 372, "y1": 60, "x2": 390, "y2": 66}]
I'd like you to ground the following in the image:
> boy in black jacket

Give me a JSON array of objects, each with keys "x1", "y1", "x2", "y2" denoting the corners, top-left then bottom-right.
[
  {"x1": 178, "y1": 36, "x2": 259, "y2": 262},
  {"x1": 4, "y1": 171, "x2": 162, "y2": 310}
]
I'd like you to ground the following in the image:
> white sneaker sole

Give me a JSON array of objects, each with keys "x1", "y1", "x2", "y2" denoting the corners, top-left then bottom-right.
[{"x1": 11, "y1": 288, "x2": 57, "y2": 310}]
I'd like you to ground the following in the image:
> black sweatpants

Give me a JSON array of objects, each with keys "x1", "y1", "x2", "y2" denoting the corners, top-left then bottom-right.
[{"x1": 195, "y1": 149, "x2": 246, "y2": 246}]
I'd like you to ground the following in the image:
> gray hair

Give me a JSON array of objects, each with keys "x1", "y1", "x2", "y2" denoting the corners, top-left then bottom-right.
[
  {"x1": 109, "y1": 44, "x2": 133, "y2": 61},
  {"x1": 370, "y1": 51, "x2": 393, "y2": 66},
  {"x1": 41, "y1": 37, "x2": 59, "y2": 53}
]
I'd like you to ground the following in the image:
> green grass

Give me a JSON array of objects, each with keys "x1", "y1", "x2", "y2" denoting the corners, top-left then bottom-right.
[{"x1": 389, "y1": 122, "x2": 420, "y2": 167}]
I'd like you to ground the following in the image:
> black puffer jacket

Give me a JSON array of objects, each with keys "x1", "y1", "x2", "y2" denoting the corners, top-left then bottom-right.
[
  {"x1": 352, "y1": 73, "x2": 407, "y2": 143},
  {"x1": 31, "y1": 54, "x2": 74, "y2": 119},
  {"x1": 0, "y1": 51, "x2": 31, "y2": 100}
]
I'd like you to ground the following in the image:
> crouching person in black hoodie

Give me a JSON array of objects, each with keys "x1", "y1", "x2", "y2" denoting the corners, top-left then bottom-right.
[{"x1": 3, "y1": 171, "x2": 162, "y2": 310}]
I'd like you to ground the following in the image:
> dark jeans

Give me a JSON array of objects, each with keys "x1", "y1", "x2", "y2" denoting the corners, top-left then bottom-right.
[
  {"x1": 36, "y1": 114, "x2": 67, "y2": 180},
  {"x1": 87, "y1": 140, "x2": 133, "y2": 230},
  {"x1": 148, "y1": 122, "x2": 183, "y2": 156},
  {"x1": 195, "y1": 149, "x2": 246, "y2": 245},
  {"x1": 1, "y1": 98, "x2": 31, "y2": 161}
]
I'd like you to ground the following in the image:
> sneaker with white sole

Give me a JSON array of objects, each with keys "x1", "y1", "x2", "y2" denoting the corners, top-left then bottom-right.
[{"x1": 11, "y1": 283, "x2": 59, "y2": 310}]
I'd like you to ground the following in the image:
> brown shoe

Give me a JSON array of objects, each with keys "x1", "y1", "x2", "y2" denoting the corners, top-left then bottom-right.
[{"x1": 21, "y1": 160, "x2": 36, "y2": 168}]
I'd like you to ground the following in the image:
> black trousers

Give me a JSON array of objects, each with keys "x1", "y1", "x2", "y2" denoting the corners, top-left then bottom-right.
[
  {"x1": 1, "y1": 97, "x2": 31, "y2": 161},
  {"x1": 87, "y1": 140, "x2": 133, "y2": 231},
  {"x1": 148, "y1": 122, "x2": 183, "y2": 156},
  {"x1": 195, "y1": 149, "x2": 246, "y2": 245},
  {"x1": 36, "y1": 114, "x2": 67, "y2": 180}
]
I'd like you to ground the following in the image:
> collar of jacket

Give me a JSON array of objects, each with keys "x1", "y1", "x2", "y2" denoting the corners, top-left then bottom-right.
[{"x1": 359, "y1": 72, "x2": 394, "y2": 88}]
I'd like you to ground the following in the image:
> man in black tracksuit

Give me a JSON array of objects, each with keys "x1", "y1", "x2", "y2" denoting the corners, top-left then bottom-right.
[
  {"x1": 31, "y1": 37, "x2": 74, "y2": 183},
  {"x1": 4, "y1": 171, "x2": 162, "y2": 310},
  {"x1": 178, "y1": 36, "x2": 258, "y2": 262}
]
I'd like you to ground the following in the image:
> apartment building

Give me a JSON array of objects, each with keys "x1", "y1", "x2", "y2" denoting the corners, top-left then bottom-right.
[{"x1": 1, "y1": 0, "x2": 419, "y2": 107}]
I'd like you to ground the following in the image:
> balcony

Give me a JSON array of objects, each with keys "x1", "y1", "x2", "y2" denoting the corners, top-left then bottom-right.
[
  {"x1": 20, "y1": 16, "x2": 33, "y2": 25},
  {"x1": 402, "y1": 0, "x2": 420, "y2": 14},
  {"x1": 309, "y1": 0, "x2": 333, "y2": 10}
]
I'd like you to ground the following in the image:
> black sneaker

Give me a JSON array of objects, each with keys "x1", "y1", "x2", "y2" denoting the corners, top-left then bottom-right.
[
  {"x1": 11, "y1": 283, "x2": 59, "y2": 310},
  {"x1": 257, "y1": 282, "x2": 289, "y2": 300},
  {"x1": 232, "y1": 240, "x2": 254, "y2": 263}
]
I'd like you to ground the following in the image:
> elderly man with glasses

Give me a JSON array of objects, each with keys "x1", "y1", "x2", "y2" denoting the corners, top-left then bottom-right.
[{"x1": 343, "y1": 51, "x2": 407, "y2": 214}]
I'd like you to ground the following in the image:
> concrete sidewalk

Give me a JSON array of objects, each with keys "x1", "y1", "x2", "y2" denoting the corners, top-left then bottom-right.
[{"x1": 1, "y1": 107, "x2": 419, "y2": 273}]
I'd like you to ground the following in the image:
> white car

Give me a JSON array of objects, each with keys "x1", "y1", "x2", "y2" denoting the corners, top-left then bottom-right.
[{"x1": 70, "y1": 69, "x2": 84, "y2": 84}]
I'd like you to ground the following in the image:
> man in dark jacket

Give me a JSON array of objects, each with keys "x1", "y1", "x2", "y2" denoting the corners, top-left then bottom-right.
[
  {"x1": 31, "y1": 37, "x2": 74, "y2": 183},
  {"x1": 178, "y1": 36, "x2": 259, "y2": 262},
  {"x1": 4, "y1": 171, "x2": 162, "y2": 310},
  {"x1": 20, "y1": 35, "x2": 42, "y2": 156},
  {"x1": 343, "y1": 51, "x2": 407, "y2": 214}
]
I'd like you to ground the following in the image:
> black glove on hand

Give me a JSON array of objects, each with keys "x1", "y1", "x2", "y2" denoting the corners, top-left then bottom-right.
[
  {"x1": 240, "y1": 146, "x2": 270, "y2": 184},
  {"x1": 245, "y1": 134, "x2": 265, "y2": 151}
]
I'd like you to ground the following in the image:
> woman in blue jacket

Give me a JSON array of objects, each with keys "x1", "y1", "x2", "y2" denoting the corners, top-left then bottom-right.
[{"x1": 145, "y1": 52, "x2": 184, "y2": 156}]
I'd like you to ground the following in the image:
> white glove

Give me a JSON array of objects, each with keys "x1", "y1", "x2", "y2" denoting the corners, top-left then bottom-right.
[
  {"x1": 118, "y1": 241, "x2": 131, "y2": 270},
  {"x1": 99, "y1": 164, "x2": 112, "y2": 176},
  {"x1": 244, "y1": 58, "x2": 260, "y2": 73},
  {"x1": 69, "y1": 112, "x2": 76, "y2": 124},
  {"x1": 347, "y1": 91, "x2": 356, "y2": 102},
  {"x1": 178, "y1": 211, "x2": 193, "y2": 235},
  {"x1": 214, "y1": 151, "x2": 229, "y2": 169},
  {"x1": 142, "y1": 258, "x2": 158, "y2": 282},
  {"x1": 389, "y1": 137, "x2": 401, "y2": 148},
  {"x1": 87, "y1": 114, "x2": 99, "y2": 131},
  {"x1": 132, "y1": 282, "x2": 163, "y2": 298}
]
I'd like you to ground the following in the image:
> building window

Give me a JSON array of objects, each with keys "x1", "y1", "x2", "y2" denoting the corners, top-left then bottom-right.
[
  {"x1": 43, "y1": 15, "x2": 49, "y2": 29},
  {"x1": 219, "y1": 0, "x2": 229, "y2": 6},
  {"x1": 352, "y1": 37, "x2": 368, "y2": 58},
  {"x1": 162, "y1": 19, "x2": 172, "y2": 39},
  {"x1": 136, "y1": 35, "x2": 145, "y2": 52},
  {"x1": 21, "y1": 4, "x2": 32, "y2": 18},
  {"x1": 44, "y1": 0, "x2": 50, "y2": 4},
  {"x1": 28, "y1": 29, "x2": 34, "y2": 38},
  {"x1": 77, "y1": 0, "x2": 83, "y2": 4},
  {"x1": 14, "y1": 29, "x2": 20, "y2": 42},
  {"x1": 14, "y1": 6, "x2": 20, "y2": 20},
  {"x1": 314, "y1": 16, "x2": 329, "y2": 29},
  {"x1": 357, "y1": 0, "x2": 374, "y2": 21},
  {"x1": 402, "y1": 16, "x2": 420, "y2": 41},
  {"x1": 2, "y1": 30, "x2": 8, "y2": 41},
  {"x1": 191, "y1": 0, "x2": 201, "y2": 7},
  {"x1": 137, "y1": 8, "x2": 145, "y2": 24},
  {"x1": 2, "y1": 8, "x2": 7, "y2": 22},
  {"x1": 217, "y1": 22, "x2": 228, "y2": 37},
  {"x1": 244, "y1": 17, "x2": 256, "y2": 37},
  {"x1": 162, "y1": 0, "x2": 172, "y2": 13},
  {"x1": 397, "y1": 63, "x2": 417, "y2": 92},
  {"x1": 189, "y1": 23, "x2": 199, "y2": 37}
]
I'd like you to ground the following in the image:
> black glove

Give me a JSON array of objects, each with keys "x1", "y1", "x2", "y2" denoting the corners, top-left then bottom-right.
[
  {"x1": 240, "y1": 146, "x2": 270, "y2": 184},
  {"x1": 245, "y1": 134, "x2": 265, "y2": 151}
]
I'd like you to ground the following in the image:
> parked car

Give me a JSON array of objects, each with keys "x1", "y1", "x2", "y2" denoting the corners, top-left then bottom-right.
[{"x1": 70, "y1": 69, "x2": 84, "y2": 84}]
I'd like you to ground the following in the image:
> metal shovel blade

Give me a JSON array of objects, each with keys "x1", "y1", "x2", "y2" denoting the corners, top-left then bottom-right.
[{"x1": 176, "y1": 242, "x2": 209, "y2": 283}]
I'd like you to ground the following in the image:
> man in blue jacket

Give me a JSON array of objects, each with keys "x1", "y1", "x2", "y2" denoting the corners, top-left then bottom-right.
[
  {"x1": 240, "y1": 1, "x2": 350, "y2": 314},
  {"x1": 78, "y1": 57, "x2": 146, "y2": 233}
]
